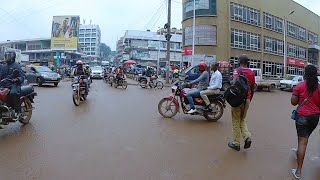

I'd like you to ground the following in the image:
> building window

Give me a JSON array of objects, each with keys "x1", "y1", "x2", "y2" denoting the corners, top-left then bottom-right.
[
  {"x1": 91, "y1": 43, "x2": 96, "y2": 46},
  {"x1": 85, "y1": 43, "x2": 90, "y2": 46},
  {"x1": 86, "y1": 29, "x2": 91, "y2": 33},
  {"x1": 85, "y1": 38, "x2": 90, "y2": 42},
  {"x1": 263, "y1": 61, "x2": 283, "y2": 79},
  {"x1": 264, "y1": 37, "x2": 284, "y2": 55},
  {"x1": 231, "y1": 29, "x2": 261, "y2": 51},
  {"x1": 183, "y1": 0, "x2": 217, "y2": 20},
  {"x1": 287, "y1": 66, "x2": 304, "y2": 76},
  {"x1": 85, "y1": 48, "x2": 90, "y2": 51},
  {"x1": 79, "y1": 38, "x2": 84, "y2": 42},
  {"x1": 91, "y1": 47, "x2": 95, "y2": 51},
  {"x1": 308, "y1": 31, "x2": 318, "y2": 45},
  {"x1": 80, "y1": 29, "x2": 85, "y2": 34},
  {"x1": 183, "y1": 25, "x2": 217, "y2": 46},
  {"x1": 85, "y1": 33, "x2": 91, "y2": 37},
  {"x1": 92, "y1": 33, "x2": 97, "y2": 37},
  {"x1": 230, "y1": 2, "x2": 260, "y2": 26},
  {"x1": 91, "y1": 38, "x2": 96, "y2": 42},
  {"x1": 79, "y1": 34, "x2": 84, "y2": 37},
  {"x1": 287, "y1": 22, "x2": 306, "y2": 41},
  {"x1": 91, "y1": 52, "x2": 95, "y2": 55},
  {"x1": 92, "y1": 29, "x2": 96, "y2": 33},
  {"x1": 263, "y1": 12, "x2": 283, "y2": 33},
  {"x1": 308, "y1": 51, "x2": 318, "y2": 65},
  {"x1": 287, "y1": 43, "x2": 306, "y2": 59}
]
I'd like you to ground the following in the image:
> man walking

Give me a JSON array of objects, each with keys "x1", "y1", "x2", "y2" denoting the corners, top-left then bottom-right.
[
  {"x1": 200, "y1": 63, "x2": 222, "y2": 112},
  {"x1": 228, "y1": 55, "x2": 255, "y2": 151}
]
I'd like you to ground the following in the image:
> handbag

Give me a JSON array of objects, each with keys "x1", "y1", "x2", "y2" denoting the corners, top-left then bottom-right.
[{"x1": 291, "y1": 93, "x2": 311, "y2": 120}]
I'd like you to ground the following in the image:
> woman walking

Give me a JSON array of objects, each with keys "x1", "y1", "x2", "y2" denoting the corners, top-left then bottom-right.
[{"x1": 291, "y1": 65, "x2": 320, "y2": 179}]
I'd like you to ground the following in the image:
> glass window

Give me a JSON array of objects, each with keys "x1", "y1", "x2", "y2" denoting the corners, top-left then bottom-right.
[
  {"x1": 92, "y1": 33, "x2": 97, "y2": 37},
  {"x1": 91, "y1": 43, "x2": 96, "y2": 46},
  {"x1": 86, "y1": 29, "x2": 91, "y2": 33},
  {"x1": 79, "y1": 38, "x2": 84, "y2": 42},
  {"x1": 287, "y1": 22, "x2": 307, "y2": 41},
  {"x1": 264, "y1": 36, "x2": 284, "y2": 55},
  {"x1": 231, "y1": 29, "x2": 261, "y2": 51},
  {"x1": 79, "y1": 34, "x2": 84, "y2": 37},
  {"x1": 80, "y1": 29, "x2": 85, "y2": 34},
  {"x1": 308, "y1": 31, "x2": 318, "y2": 45},
  {"x1": 91, "y1": 38, "x2": 96, "y2": 42},
  {"x1": 183, "y1": 0, "x2": 217, "y2": 20},
  {"x1": 230, "y1": 2, "x2": 260, "y2": 26},
  {"x1": 92, "y1": 29, "x2": 96, "y2": 33},
  {"x1": 85, "y1": 38, "x2": 90, "y2": 42},
  {"x1": 287, "y1": 43, "x2": 306, "y2": 59},
  {"x1": 183, "y1": 25, "x2": 217, "y2": 46},
  {"x1": 91, "y1": 47, "x2": 95, "y2": 51},
  {"x1": 263, "y1": 61, "x2": 283, "y2": 78},
  {"x1": 263, "y1": 13, "x2": 283, "y2": 33}
]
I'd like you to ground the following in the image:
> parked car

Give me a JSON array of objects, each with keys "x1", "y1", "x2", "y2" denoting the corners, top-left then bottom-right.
[
  {"x1": 24, "y1": 66, "x2": 61, "y2": 87},
  {"x1": 251, "y1": 68, "x2": 280, "y2": 92},
  {"x1": 180, "y1": 65, "x2": 232, "y2": 90},
  {"x1": 91, "y1": 66, "x2": 104, "y2": 79},
  {"x1": 279, "y1": 75, "x2": 303, "y2": 91}
]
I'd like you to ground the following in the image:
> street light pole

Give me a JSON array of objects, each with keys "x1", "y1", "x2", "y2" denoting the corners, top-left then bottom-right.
[
  {"x1": 191, "y1": 0, "x2": 196, "y2": 66},
  {"x1": 283, "y1": 11, "x2": 294, "y2": 78},
  {"x1": 165, "y1": 0, "x2": 171, "y2": 84}
]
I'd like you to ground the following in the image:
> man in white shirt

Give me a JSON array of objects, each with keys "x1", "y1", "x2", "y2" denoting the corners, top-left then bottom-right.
[{"x1": 200, "y1": 63, "x2": 222, "y2": 112}]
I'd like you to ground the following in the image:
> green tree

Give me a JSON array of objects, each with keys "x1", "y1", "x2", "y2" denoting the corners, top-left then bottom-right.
[{"x1": 100, "y1": 43, "x2": 111, "y2": 58}]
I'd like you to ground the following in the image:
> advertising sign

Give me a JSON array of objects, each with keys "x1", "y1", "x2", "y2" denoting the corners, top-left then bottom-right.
[
  {"x1": 51, "y1": 16, "x2": 80, "y2": 50},
  {"x1": 182, "y1": 46, "x2": 193, "y2": 56},
  {"x1": 287, "y1": 57, "x2": 306, "y2": 67}
]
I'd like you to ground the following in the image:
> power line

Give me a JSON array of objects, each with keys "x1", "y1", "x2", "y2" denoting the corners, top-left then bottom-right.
[{"x1": 144, "y1": 0, "x2": 167, "y2": 30}]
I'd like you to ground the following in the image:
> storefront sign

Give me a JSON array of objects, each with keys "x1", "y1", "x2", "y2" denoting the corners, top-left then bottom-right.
[
  {"x1": 287, "y1": 57, "x2": 306, "y2": 67},
  {"x1": 182, "y1": 46, "x2": 193, "y2": 56}
]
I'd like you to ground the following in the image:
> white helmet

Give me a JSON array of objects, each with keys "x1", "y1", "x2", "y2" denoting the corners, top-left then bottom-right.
[{"x1": 76, "y1": 60, "x2": 83, "y2": 65}]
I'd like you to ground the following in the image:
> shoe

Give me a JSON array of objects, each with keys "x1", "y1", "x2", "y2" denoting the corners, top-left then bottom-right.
[
  {"x1": 228, "y1": 142, "x2": 240, "y2": 151},
  {"x1": 244, "y1": 137, "x2": 252, "y2": 149},
  {"x1": 292, "y1": 169, "x2": 301, "y2": 179},
  {"x1": 187, "y1": 109, "x2": 197, "y2": 114}
]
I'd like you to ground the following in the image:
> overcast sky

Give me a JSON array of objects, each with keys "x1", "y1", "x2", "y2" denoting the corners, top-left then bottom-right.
[{"x1": 0, "y1": 0, "x2": 318, "y2": 50}]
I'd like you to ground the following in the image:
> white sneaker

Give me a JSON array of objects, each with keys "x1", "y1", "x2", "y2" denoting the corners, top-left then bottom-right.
[{"x1": 187, "y1": 109, "x2": 197, "y2": 114}]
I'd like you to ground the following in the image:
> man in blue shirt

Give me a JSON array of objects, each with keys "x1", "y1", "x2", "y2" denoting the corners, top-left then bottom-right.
[{"x1": 200, "y1": 63, "x2": 222, "y2": 112}]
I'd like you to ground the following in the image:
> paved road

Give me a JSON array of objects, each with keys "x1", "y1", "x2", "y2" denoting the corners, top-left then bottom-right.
[{"x1": 0, "y1": 80, "x2": 319, "y2": 180}]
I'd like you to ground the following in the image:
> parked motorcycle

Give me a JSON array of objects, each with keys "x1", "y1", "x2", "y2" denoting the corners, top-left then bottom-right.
[
  {"x1": 139, "y1": 75, "x2": 164, "y2": 89},
  {"x1": 0, "y1": 78, "x2": 37, "y2": 128},
  {"x1": 113, "y1": 77, "x2": 128, "y2": 89},
  {"x1": 158, "y1": 81, "x2": 226, "y2": 122},
  {"x1": 72, "y1": 75, "x2": 88, "y2": 106}
]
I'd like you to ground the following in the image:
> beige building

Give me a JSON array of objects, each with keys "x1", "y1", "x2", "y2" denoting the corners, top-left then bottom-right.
[{"x1": 182, "y1": 0, "x2": 320, "y2": 78}]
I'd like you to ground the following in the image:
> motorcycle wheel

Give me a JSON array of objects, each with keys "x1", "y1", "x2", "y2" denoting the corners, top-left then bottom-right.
[
  {"x1": 158, "y1": 98, "x2": 178, "y2": 118},
  {"x1": 122, "y1": 80, "x2": 128, "y2": 89},
  {"x1": 204, "y1": 101, "x2": 224, "y2": 122},
  {"x1": 156, "y1": 81, "x2": 164, "y2": 89},
  {"x1": 19, "y1": 98, "x2": 33, "y2": 124},
  {"x1": 72, "y1": 91, "x2": 80, "y2": 106},
  {"x1": 140, "y1": 79, "x2": 147, "y2": 88}
]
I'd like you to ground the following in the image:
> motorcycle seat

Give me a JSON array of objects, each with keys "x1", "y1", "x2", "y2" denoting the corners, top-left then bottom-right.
[{"x1": 21, "y1": 85, "x2": 34, "y2": 96}]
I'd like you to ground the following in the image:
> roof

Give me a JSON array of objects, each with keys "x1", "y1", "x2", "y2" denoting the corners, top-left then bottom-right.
[
  {"x1": 0, "y1": 38, "x2": 50, "y2": 44},
  {"x1": 124, "y1": 30, "x2": 182, "y2": 42}
]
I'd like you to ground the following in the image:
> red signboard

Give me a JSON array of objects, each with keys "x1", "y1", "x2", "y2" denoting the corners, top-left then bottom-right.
[
  {"x1": 287, "y1": 57, "x2": 306, "y2": 67},
  {"x1": 182, "y1": 46, "x2": 193, "y2": 56}
]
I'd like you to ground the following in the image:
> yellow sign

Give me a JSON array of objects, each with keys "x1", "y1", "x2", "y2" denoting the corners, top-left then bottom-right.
[{"x1": 51, "y1": 16, "x2": 80, "y2": 50}]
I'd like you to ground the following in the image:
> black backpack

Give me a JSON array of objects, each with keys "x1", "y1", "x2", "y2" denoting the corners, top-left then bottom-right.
[{"x1": 224, "y1": 68, "x2": 249, "y2": 107}]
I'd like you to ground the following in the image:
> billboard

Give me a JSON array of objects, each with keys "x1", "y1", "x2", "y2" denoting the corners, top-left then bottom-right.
[{"x1": 51, "y1": 16, "x2": 80, "y2": 51}]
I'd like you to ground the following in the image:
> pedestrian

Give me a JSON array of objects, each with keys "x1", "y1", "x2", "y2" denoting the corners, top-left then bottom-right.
[
  {"x1": 228, "y1": 54, "x2": 255, "y2": 151},
  {"x1": 291, "y1": 65, "x2": 320, "y2": 179}
]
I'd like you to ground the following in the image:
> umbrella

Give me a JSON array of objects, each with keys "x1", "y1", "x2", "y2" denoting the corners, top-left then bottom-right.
[
  {"x1": 124, "y1": 60, "x2": 137, "y2": 65},
  {"x1": 141, "y1": 61, "x2": 157, "y2": 67}
]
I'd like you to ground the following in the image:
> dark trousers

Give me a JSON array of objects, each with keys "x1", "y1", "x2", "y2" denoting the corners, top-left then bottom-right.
[{"x1": 9, "y1": 95, "x2": 21, "y2": 113}]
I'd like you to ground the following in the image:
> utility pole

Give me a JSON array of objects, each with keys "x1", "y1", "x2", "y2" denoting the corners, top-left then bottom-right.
[{"x1": 165, "y1": 0, "x2": 171, "y2": 84}]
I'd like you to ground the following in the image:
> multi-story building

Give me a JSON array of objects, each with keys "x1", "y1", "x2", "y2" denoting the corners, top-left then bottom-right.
[
  {"x1": 0, "y1": 38, "x2": 81, "y2": 65},
  {"x1": 182, "y1": 0, "x2": 320, "y2": 78},
  {"x1": 115, "y1": 30, "x2": 184, "y2": 67},
  {"x1": 79, "y1": 24, "x2": 101, "y2": 58}
]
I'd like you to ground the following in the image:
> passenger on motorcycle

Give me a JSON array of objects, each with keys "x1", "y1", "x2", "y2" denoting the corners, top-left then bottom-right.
[
  {"x1": 145, "y1": 66, "x2": 153, "y2": 88},
  {"x1": 116, "y1": 66, "x2": 124, "y2": 83},
  {"x1": 0, "y1": 50, "x2": 25, "y2": 119},
  {"x1": 72, "y1": 60, "x2": 89, "y2": 95},
  {"x1": 185, "y1": 61, "x2": 209, "y2": 114},
  {"x1": 200, "y1": 63, "x2": 222, "y2": 112}
]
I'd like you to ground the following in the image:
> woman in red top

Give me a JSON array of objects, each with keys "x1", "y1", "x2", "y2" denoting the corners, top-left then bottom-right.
[{"x1": 291, "y1": 65, "x2": 320, "y2": 179}]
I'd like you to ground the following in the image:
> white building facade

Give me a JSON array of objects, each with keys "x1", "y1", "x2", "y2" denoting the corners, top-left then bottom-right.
[
  {"x1": 116, "y1": 30, "x2": 185, "y2": 67},
  {"x1": 79, "y1": 24, "x2": 101, "y2": 58}
]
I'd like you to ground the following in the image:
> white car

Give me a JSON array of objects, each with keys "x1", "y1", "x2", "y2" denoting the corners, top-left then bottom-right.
[
  {"x1": 91, "y1": 66, "x2": 104, "y2": 79},
  {"x1": 279, "y1": 75, "x2": 303, "y2": 91}
]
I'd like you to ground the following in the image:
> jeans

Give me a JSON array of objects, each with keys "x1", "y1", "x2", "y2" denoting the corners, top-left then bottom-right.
[
  {"x1": 83, "y1": 79, "x2": 89, "y2": 94},
  {"x1": 186, "y1": 89, "x2": 201, "y2": 109},
  {"x1": 200, "y1": 89, "x2": 220, "y2": 106},
  {"x1": 231, "y1": 99, "x2": 251, "y2": 145}
]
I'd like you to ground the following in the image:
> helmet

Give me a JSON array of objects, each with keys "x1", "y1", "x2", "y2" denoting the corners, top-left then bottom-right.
[
  {"x1": 76, "y1": 60, "x2": 83, "y2": 65},
  {"x1": 198, "y1": 61, "x2": 207, "y2": 71},
  {"x1": 4, "y1": 50, "x2": 16, "y2": 64}
]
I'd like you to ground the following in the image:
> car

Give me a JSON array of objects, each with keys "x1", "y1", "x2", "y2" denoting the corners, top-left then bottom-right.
[
  {"x1": 91, "y1": 66, "x2": 104, "y2": 79},
  {"x1": 279, "y1": 75, "x2": 303, "y2": 91},
  {"x1": 24, "y1": 66, "x2": 61, "y2": 87}
]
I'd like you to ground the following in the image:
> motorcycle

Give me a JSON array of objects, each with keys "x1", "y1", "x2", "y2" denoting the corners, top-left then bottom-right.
[
  {"x1": 72, "y1": 75, "x2": 88, "y2": 106},
  {"x1": 0, "y1": 78, "x2": 37, "y2": 128},
  {"x1": 139, "y1": 75, "x2": 164, "y2": 89},
  {"x1": 158, "y1": 80, "x2": 226, "y2": 122},
  {"x1": 113, "y1": 77, "x2": 128, "y2": 89}
]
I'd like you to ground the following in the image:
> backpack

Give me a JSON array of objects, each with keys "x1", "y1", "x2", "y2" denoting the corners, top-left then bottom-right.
[{"x1": 224, "y1": 68, "x2": 249, "y2": 107}]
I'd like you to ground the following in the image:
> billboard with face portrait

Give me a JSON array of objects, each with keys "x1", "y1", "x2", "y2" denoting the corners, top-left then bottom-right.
[{"x1": 51, "y1": 16, "x2": 80, "y2": 50}]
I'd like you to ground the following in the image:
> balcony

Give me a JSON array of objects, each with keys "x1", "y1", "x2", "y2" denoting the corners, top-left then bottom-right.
[{"x1": 308, "y1": 44, "x2": 320, "y2": 51}]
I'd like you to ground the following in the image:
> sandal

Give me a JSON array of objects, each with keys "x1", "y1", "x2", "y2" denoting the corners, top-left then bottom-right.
[{"x1": 292, "y1": 169, "x2": 301, "y2": 179}]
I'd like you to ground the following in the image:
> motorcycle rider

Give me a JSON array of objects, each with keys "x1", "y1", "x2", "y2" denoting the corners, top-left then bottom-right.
[
  {"x1": 185, "y1": 61, "x2": 209, "y2": 114},
  {"x1": 200, "y1": 63, "x2": 222, "y2": 112},
  {"x1": 116, "y1": 66, "x2": 124, "y2": 84},
  {"x1": 72, "y1": 60, "x2": 89, "y2": 95},
  {"x1": 0, "y1": 50, "x2": 25, "y2": 119},
  {"x1": 145, "y1": 66, "x2": 153, "y2": 87}
]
